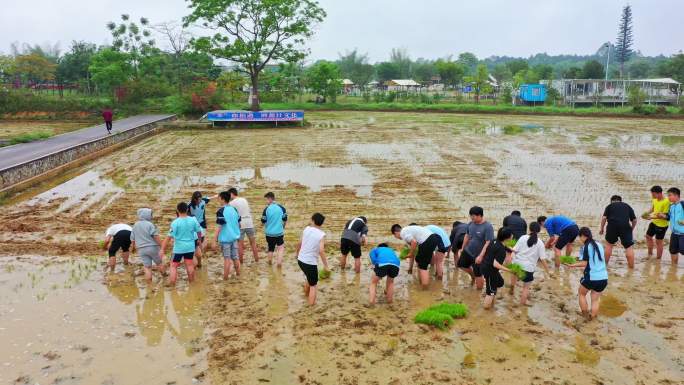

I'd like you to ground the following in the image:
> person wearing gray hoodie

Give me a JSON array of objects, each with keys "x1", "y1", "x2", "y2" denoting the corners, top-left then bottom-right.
[{"x1": 131, "y1": 208, "x2": 165, "y2": 283}]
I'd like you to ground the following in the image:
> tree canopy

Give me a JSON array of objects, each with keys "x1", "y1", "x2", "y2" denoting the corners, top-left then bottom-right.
[{"x1": 185, "y1": 0, "x2": 326, "y2": 111}]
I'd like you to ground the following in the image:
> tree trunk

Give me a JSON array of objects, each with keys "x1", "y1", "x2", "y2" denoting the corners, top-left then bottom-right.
[{"x1": 250, "y1": 73, "x2": 261, "y2": 111}]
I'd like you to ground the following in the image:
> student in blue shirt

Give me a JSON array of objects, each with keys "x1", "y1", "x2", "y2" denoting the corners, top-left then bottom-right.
[
  {"x1": 564, "y1": 227, "x2": 608, "y2": 320},
  {"x1": 368, "y1": 243, "x2": 401, "y2": 304},
  {"x1": 661, "y1": 187, "x2": 683, "y2": 265},
  {"x1": 160, "y1": 202, "x2": 202, "y2": 286},
  {"x1": 188, "y1": 191, "x2": 218, "y2": 268},
  {"x1": 537, "y1": 215, "x2": 580, "y2": 268},
  {"x1": 214, "y1": 191, "x2": 242, "y2": 280},
  {"x1": 261, "y1": 192, "x2": 288, "y2": 267}
]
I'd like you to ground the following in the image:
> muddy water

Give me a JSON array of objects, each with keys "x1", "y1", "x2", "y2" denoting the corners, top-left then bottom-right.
[
  {"x1": 0, "y1": 257, "x2": 208, "y2": 385},
  {"x1": 1, "y1": 111, "x2": 683, "y2": 384}
]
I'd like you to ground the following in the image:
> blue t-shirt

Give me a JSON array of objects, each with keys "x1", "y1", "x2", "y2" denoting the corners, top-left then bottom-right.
[
  {"x1": 168, "y1": 216, "x2": 201, "y2": 254},
  {"x1": 426, "y1": 225, "x2": 451, "y2": 248},
  {"x1": 580, "y1": 242, "x2": 608, "y2": 281},
  {"x1": 544, "y1": 215, "x2": 575, "y2": 237},
  {"x1": 216, "y1": 205, "x2": 241, "y2": 243},
  {"x1": 369, "y1": 247, "x2": 400, "y2": 268},
  {"x1": 261, "y1": 202, "x2": 288, "y2": 237},
  {"x1": 189, "y1": 197, "x2": 210, "y2": 228},
  {"x1": 667, "y1": 201, "x2": 684, "y2": 235}
]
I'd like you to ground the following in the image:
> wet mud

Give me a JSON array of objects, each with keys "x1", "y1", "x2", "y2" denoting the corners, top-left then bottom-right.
[{"x1": 1, "y1": 111, "x2": 683, "y2": 384}]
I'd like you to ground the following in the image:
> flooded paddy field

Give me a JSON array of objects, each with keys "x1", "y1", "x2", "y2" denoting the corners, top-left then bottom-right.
[{"x1": 0, "y1": 111, "x2": 683, "y2": 385}]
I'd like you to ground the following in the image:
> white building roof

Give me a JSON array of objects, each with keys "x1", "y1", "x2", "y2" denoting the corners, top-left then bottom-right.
[
  {"x1": 388, "y1": 79, "x2": 421, "y2": 86},
  {"x1": 635, "y1": 78, "x2": 680, "y2": 85}
]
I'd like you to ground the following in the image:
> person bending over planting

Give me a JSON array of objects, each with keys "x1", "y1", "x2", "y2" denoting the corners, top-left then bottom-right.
[
  {"x1": 563, "y1": 227, "x2": 608, "y2": 321},
  {"x1": 537, "y1": 215, "x2": 580, "y2": 268},
  {"x1": 425, "y1": 224, "x2": 450, "y2": 280},
  {"x1": 503, "y1": 210, "x2": 527, "y2": 240},
  {"x1": 296, "y1": 213, "x2": 329, "y2": 306},
  {"x1": 599, "y1": 195, "x2": 637, "y2": 268},
  {"x1": 339, "y1": 216, "x2": 368, "y2": 273},
  {"x1": 160, "y1": 202, "x2": 202, "y2": 286},
  {"x1": 481, "y1": 227, "x2": 513, "y2": 309},
  {"x1": 448, "y1": 220, "x2": 468, "y2": 267},
  {"x1": 130, "y1": 208, "x2": 165, "y2": 283},
  {"x1": 509, "y1": 222, "x2": 550, "y2": 306},
  {"x1": 391, "y1": 224, "x2": 440, "y2": 288},
  {"x1": 103, "y1": 223, "x2": 133, "y2": 273},
  {"x1": 368, "y1": 243, "x2": 401, "y2": 304},
  {"x1": 457, "y1": 206, "x2": 495, "y2": 290}
]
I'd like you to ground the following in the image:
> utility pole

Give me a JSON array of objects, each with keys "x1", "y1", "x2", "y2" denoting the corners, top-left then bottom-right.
[{"x1": 604, "y1": 42, "x2": 611, "y2": 81}]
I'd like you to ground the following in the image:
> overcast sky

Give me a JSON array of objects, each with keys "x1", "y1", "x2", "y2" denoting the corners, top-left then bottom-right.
[{"x1": 1, "y1": 0, "x2": 681, "y2": 62}]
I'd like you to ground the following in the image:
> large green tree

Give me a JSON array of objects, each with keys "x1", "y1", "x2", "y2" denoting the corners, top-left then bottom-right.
[
  {"x1": 185, "y1": 0, "x2": 326, "y2": 111},
  {"x1": 305, "y1": 60, "x2": 342, "y2": 103},
  {"x1": 375, "y1": 62, "x2": 400, "y2": 82},
  {"x1": 89, "y1": 49, "x2": 133, "y2": 93},
  {"x1": 657, "y1": 54, "x2": 684, "y2": 83},
  {"x1": 0, "y1": 55, "x2": 15, "y2": 83},
  {"x1": 56, "y1": 41, "x2": 96, "y2": 93},
  {"x1": 107, "y1": 14, "x2": 155, "y2": 74},
  {"x1": 337, "y1": 49, "x2": 374, "y2": 88},
  {"x1": 582, "y1": 60, "x2": 605, "y2": 79},
  {"x1": 434, "y1": 59, "x2": 465, "y2": 89},
  {"x1": 465, "y1": 63, "x2": 491, "y2": 104}
]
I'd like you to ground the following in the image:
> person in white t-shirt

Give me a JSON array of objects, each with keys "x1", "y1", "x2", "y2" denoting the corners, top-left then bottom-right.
[
  {"x1": 510, "y1": 222, "x2": 550, "y2": 306},
  {"x1": 103, "y1": 223, "x2": 133, "y2": 272},
  {"x1": 391, "y1": 223, "x2": 441, "y2": 288},
  {"x1": 296, "y1": 213, "x2": 330, "y2": 305},
  {"x1": 228, "y1": 188, "x2": 259, "y2": 263}
]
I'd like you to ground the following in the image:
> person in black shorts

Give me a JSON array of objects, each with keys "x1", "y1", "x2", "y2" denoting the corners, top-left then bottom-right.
[
  {"x1": 103, "y1": 223, "x2": 133, "y2": 272},
  {"x1": 391, "y1": 224, "x2": 439, "y2": 288},
  {"x1": 481, "y1": 227, "x2": 513, "y2": 309},
  {"x1": 448, "y1": 220, "x2": 468, "y2": 267},
  {"x1": 457, "y1": 206, "x2": 495, "y2": 290},
  {"x1": 599, "y1": 195, "x2": 637, "y2": 268},
  {"x1": 339, "y1": 216, "x2": 368, "y2": 273},
  {"x1": 368, "y1": 243, "x2": 401, "y2": 304}
]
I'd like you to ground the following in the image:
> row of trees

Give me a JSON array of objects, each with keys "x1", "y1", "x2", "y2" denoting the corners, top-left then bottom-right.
[{"x1": 1, "y1": 1, "x2": 683, "y2": 111}]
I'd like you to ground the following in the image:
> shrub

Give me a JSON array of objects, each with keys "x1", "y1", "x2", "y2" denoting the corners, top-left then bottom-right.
[
  {"x1": 8, "y1": 131, "x2": 52, "y2": 145},
  {"x1": 428, "y1": 302, "x2": 469, "y2": 319},
  {"x1": 414, "y1": 309, "x2": 454, "y2": 330}
]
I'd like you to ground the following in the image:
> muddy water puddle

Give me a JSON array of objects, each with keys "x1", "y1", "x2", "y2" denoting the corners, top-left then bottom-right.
[
  {"x1": 0, "y1": 257, "x2": 208, "y2": 385},
  {"x1": 1, "y1": 111, "x2": 684, "y2": 384}
]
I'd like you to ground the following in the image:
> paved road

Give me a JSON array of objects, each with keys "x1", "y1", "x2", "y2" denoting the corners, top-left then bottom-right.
[{"x1": 0, "y1": 115, "x2": 174, "y2": 170}]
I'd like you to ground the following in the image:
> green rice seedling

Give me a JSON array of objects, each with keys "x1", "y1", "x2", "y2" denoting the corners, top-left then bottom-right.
[
  {"x1": 428, "y1": 302, "x2": 469, "y2": 319},
  {"x1": 505, "y1": 263, "x2": 527, "y2": 280},
  {"x1": 318, "y1": 269, "x2": 331, "y2": 280},
  {"x1": 503, "y1": 239, "x2": 517, "y2": 248},
  {"x1": 414, "y1": 309, "x2": 454, "y2": 330},
  {"x1": 560, "y1": 255, "x2": 577, "y2": 265},
  {"x1": 399, "y1": 247, "x2": 410, "y2": 260}
]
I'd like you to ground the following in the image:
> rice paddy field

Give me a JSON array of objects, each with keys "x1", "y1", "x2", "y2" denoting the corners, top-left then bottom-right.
[{"x1": 0, "y1": 111, "x2": 683, "y2": 385}]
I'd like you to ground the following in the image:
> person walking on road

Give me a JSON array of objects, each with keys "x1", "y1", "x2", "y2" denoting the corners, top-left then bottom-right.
[{"x1": 102, "y1": 107, "x2": 114, "y2": 134}]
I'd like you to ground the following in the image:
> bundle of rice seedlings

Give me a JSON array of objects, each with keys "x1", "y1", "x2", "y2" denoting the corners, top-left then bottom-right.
[
  {"x1": 399, "y1": 247, "x2": 410, "y2": 260},
  {"x1": 98, "y1": 240, "x2": 106, "y2": 249},
  {"x1": 641, "y1": 212, "x2": 652, "y2": 220},
  {"x1": 318, "y1": 269, "x2": 332, "y2": 280},
  {"x1": 414, "y1": 309, "x2": 454, "y2": 330},
  {"x1": 428, "y1": 302, "x2": 469, "y2": 319},
  {"x1": 560, "y1": 255, "x2": 577, "y2": 265},
  {"x1": 505, "y1": 263, "x2": 527, "y2": 280},
  {"x1": 503, "y1": 239, "x2": 517, "y2": 248}
]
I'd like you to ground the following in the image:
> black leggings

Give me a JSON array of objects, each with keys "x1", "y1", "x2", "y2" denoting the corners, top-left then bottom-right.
[{"x1": 105, "y1": 121, "x2": 113, "y2": 131}]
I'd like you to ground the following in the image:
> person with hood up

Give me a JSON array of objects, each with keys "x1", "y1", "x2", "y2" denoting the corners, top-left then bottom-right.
[{"x1": 131, "y1": 208, "x2": 165, "y2": 283}]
